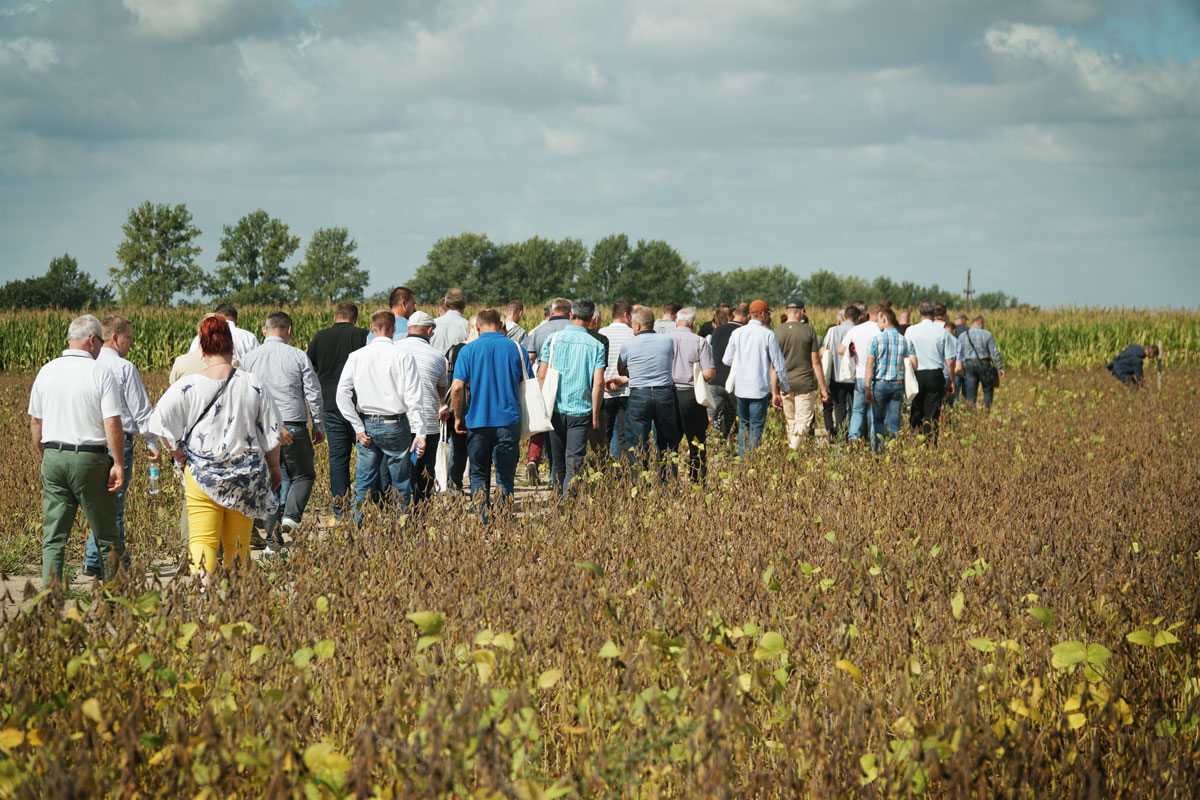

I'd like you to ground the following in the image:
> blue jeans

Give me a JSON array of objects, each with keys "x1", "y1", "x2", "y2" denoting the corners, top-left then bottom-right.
[
  {"x1": 410, "y1": 432, "x2": 439, "y2": 504},
  {"x1": 848, "y1": 378, "x2": 875, "y2": 444},
  {"x1": 736, "y1": 396, "x2": 769, "y2": 457},
  {"x1": 85, "y1": 437, "x2": 134, "y2": 571},
  {"x1": 548, "y1": 411, "x2": 592, "y2": 497},
  {"x1": 871, "y1": 381, "x2": 904, "y2": 452},
  {"x1": 625, "y1": 387, "x2": 681, "y2": 477},
  {"x1": 324, "y1": 410, "x2": 355, "y2": 519},
  {"x1": 466, "y1": 423, "x2": 521, "y2": 523},
  {"x1": 962, "y1": 361, "x2": 996, "y2": 409},
  {"x1": 353, "y1": 415, "x2": 413, "y2": 527},
  {"x1": 603, "y1": 397, "x2": 628, "y2": 460}
]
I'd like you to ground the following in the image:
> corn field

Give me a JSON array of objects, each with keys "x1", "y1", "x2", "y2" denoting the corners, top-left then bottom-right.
[
  {"x1": 0, "y1": 365, "x2": 1196, "y2": 797},
  {"x1": 0, "y1": 306, "x2": 1196, "y2": 372}
]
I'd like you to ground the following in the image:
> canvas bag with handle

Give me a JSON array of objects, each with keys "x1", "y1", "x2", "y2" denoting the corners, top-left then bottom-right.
[
  {"x1": 519, "y1": 341, "x2": 553, "y2": 437},
  {"x1": 693, "y1": 362, "x2": 715, "y2": 409},
  {"x1": 540, "y1": 332, "x2": 561, "y2": 413}
]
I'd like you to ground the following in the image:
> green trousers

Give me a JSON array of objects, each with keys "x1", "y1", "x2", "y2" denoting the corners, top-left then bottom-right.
[{"x1": 41, "y1": 448, "x2": 120, "y2": 586}]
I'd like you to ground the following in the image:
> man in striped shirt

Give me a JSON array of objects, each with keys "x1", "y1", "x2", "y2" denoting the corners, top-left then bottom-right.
[
  {"x1": 394, "y1": 311, "x2": 449, "y2": 504},
  {"x1": 864, "y1": 308, "x2": 913, "y2": 452},
  {"x1": 598, "y1": 300, "x2": 635, "y2": 459}
]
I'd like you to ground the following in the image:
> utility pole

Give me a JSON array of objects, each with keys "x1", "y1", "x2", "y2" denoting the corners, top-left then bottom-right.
[{"x1": 964, "y1": 270, "x2": 975, "y2": 306}]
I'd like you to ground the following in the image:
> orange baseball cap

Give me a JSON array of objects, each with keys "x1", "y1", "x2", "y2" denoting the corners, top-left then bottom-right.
[{"x1": 748, "y1": 299, "x2": 769, "y2": 314}]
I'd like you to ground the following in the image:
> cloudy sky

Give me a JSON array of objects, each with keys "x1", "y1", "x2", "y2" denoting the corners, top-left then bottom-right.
[{"x1": 1, "y1": 0, "x2": 1197, "y2": 307}]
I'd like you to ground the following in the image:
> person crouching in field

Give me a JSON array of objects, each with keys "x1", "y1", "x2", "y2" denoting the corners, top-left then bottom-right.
[
  {"x1": 1107, "y1": 344, "x2": 1158, "y2": 387},
  {"x1": 150, "y1": 315, "x2": 282, "y2": 577}
]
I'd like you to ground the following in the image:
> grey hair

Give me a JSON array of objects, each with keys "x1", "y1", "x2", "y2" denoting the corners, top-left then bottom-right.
[
  {"x1": 632, "y1": 307, "x2": 655, "y2": 329},
  {"x1": 676, "y1": 307, "x2": 697, "y2": 327},
  {"x1": 67, "y1": 314, "x2": 102, "y2": 343}
]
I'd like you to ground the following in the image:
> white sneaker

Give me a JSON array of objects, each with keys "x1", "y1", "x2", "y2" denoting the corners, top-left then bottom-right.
[{"x1": 280, "y1": 516, "x2": 299, "y2": 532}]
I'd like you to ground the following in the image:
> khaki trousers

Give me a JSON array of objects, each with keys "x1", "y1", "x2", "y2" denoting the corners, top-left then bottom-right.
[{"x1": 781, "y1": 390, "x2": 820, "y2": 449}]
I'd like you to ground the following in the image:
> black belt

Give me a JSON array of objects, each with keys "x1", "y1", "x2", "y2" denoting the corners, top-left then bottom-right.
[
  {"x1": 44, "y1": 442, "x2": 107, "y2": 453},
  {"x1": 363, "y1": 413, "x2": 405, "y2": 422},
  {"x1": 124, "y1": 432, "x2": 134, "y2": 443},
  {"x1": 283, "y1": 420, "x2": 309, "y2": 427}
]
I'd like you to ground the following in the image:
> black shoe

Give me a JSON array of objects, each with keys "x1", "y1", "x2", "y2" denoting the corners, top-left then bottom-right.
[{"x1": 81, "y1": 565, "x2": 101, "y2": 578}]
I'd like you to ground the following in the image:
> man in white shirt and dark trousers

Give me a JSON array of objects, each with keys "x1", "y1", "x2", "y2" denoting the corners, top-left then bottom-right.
[
  {"x1": 28, "y1": 315, "x2": 126, "y2": 586},
  {"x1": 82, "y1": 315, "x2": 161, "y2": 577},
  {"x1": 904, "y1": 301, "x2": 957, "y2": 440},
  {"x1": 335, "y1": 310, "x2": 427, "y2": 527},
  {"x1": 393, "y1": 311, "x2": 449, "y2": 505},
  {"x1": 598, "y1": 299, "x2": 636, "y2": 460},
  {"x1": 242, "y1": 311, "x2": 325, "y2": 546},
  {"x1": 722, "y1": 300, "x2": 789, "y2": 457}
]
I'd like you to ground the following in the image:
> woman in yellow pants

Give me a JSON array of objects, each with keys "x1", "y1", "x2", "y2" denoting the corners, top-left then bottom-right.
[{"x1": 150, "y1": 314, "x2": 282, "y2": 575}]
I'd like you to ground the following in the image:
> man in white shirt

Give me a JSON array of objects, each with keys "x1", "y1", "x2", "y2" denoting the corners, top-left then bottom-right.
[
  {"x1": 82, "y1": 315, "x2": 161, "y2": 577},
  {"x1": 722, "y1": 299, "x2": 789, "y2": 456},
  {"x1": 335, "y1": 310, "x2": 428, "y2": 526},
  {"x1": 839, "y1": 303, "x2": 882, "y2": 445},
  {"x1": 598, "y1": 299, "x2": 636, "y2": 459},
  {"x1": 904, "y1": 300, "x2": 957, "y2": 440},
  {"x1": 393, "y1": 311, "x2": 449, "y2": 504},
  {"x1": 430, "y1": 288, "x2": 470, "y2": 356},
  {"x1": 188, "y1": 303, "x2": 258, "y2": 360},
  {"x1": 28, "y1": 315, "x2": 125, "y2": 586}
]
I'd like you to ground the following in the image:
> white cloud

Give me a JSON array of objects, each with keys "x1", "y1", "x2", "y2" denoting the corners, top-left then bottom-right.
[{"x1": 0, "y1": 36, "x2": 58, "y2": 73}]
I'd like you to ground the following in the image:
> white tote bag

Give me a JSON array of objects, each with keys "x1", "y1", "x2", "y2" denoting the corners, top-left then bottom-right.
[
  {"x1": 434, "y1": 421, "x2": 451, "y2": 492},
  {"x1": 904, "y1": 358, "x2": 919, "y2": 403},
  {"x1": 693, "y1": 362, "x2": 715, "y2": 409},
  {"x1": 540, "y1": 333, "x2": 561, "y2": 414},
  {"x1": 821, "y1": 347, "x2": 834, "y2": 387},
  {"x1": 724, "y1": 353, "x2": 737, "y2": 394},
  {"x1": 836, "y1": 347, "x2": 855, "y2": 383},
  {"x1": 519, "y1": 345, "x2": 553, "y2": 437}
]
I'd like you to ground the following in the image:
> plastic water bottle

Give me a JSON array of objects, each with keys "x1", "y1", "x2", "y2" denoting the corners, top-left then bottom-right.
[{"x1": 148, "y1": 464, "x2": 161, "y2": 495}]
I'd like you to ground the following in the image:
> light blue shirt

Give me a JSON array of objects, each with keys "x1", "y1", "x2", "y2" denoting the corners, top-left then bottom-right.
[
  {"x1": 618, "y1": 331, "x2": 675, "y2": 388},
  {"x1": 539, "y1": 325, "x2": 605, "y2": 417},
  {"x1": 904, "y1": 318, "x2": 956, "y2": 371},
  {"x1": 722, "y1": 319, "x2": 790, "y2": 398},
  {"x1": 366, "y1": 318, "x2": 408, "y2": 344}
]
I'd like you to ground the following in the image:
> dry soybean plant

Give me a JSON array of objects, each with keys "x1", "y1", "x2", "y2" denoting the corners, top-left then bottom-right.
[{"x1": 0, "y1": 368, "x2": 1197, "y2": 797}]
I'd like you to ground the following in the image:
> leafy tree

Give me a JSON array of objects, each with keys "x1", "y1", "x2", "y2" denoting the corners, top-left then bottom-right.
[
  {"x1": 0, "y1": 254, "x2": 113, "y2": 309},
  {"x1": 576, "y1": 234, "x2": 634, "y2": 301},
  {"x1": 504, "y1": 236, "x2": 588, "y2": 304},
  {"x1": 109, "y1": 201, "x2": 204, "y2": 305},
  {"x1": 976, "y1": 290, "x2": 1020, "y2": 310},
  {"x1": 616, "y1": 240, "x2": 696, "y2": 305},
  {"x1": 291, "y1": 227, "x2": 370, "y2": 303},
  {"x1": 799, "y1": 269, "x2": 850, "y2": 308},
  {"x1": 208, "y1": 210, "x2": 300, "y2": 305},
  {"x1": 695, "y1": 265, "x2": 800, "y2": 307},
  {"x1": 409, "y1": 233, "x2": 507, "y2": 305}
]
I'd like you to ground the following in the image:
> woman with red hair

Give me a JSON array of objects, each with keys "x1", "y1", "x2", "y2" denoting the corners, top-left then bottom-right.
[{"x1": 150, "y1": 314, "x2": 282, "y2": 575}]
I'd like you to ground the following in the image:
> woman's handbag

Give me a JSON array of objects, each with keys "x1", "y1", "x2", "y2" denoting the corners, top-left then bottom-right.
[{"x1": 694, "y1": 362, "x2": 715, "y2": 409}]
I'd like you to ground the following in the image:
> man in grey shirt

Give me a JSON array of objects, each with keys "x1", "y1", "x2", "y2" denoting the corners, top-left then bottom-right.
[
  {"x1": 616, "y1": 307, "x2": 680, "y2": 476},
  {"x1": 430, "y1": 288, "x2": 471, "y2": 356},
  {"x1": 242, "y1": 311, "x2": 325, "y2": 545}
]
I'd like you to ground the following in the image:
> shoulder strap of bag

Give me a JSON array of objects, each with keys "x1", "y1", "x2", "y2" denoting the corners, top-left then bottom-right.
[
  {"x1": 184, "y1": 369, "x2": 236, "y2": 446},
  {"x1": 966, "y1": 329, "x2": 984, "y2": 361},
  {"x1": 548, "y1": 332, "x2": 560, "y2": 370}
]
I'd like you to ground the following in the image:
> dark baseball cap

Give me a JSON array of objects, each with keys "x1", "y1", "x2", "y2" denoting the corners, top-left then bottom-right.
[{"x1": 785, "y1": 298, "x2": 805, "y2": 309}]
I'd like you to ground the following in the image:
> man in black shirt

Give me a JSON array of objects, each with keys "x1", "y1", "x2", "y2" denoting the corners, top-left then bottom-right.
[
  {"x1": 708, "y1": 302, "x2": 747, "y2": 438},
  {"x1": 698, "y1": 302, "x2": 730, "y2": 339},
  {"x1": 306, "y1": 301, "x2": 367, "y2": 520}
]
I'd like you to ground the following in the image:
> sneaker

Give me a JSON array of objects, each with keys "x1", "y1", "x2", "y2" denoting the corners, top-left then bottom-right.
[
  {"x1": 526, "y1": 461, "x2": 540, "y2": 486},
  {"x1": 81, "y1": 565, "x2": 101, "y2": 578},
  {"x1": 250, "y1": 530, "x2": 268, "y2": 549},
  {"x1": 280, "y1": 516, "x2": 299, "y2": 533}
]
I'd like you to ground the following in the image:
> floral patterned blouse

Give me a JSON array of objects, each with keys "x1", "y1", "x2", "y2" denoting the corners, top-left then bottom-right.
[{"x1": 149, "y1": 370, "x2": 282, "y2": 518}]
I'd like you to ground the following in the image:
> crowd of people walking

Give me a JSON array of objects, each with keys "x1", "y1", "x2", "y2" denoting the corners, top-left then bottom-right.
[{"x1": 32, "y1": 286, "x2": 1152, "y2": 586}]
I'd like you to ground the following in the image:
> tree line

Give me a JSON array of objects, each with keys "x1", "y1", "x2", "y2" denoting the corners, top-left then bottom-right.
[{"x1": 0, "y1": 202, "x2": 1023, "y2": 311}]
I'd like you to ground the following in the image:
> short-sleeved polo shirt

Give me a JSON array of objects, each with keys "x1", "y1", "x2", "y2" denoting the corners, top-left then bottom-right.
[
  {"x1": 618, "y1": 331, "x2": 675, "y2": 388},
  {"x1": 28, "y1": 350, "x2": 123, "y2": 445},
  {"x1": 539, "y1": 326, "x2": 606, "y2": 417},
  {"x1": 453, "y1": 332, "x2": 526, "y2": 429},
  {"x1": 775, "y1": 321, "x2": 820, "y2": 393}
]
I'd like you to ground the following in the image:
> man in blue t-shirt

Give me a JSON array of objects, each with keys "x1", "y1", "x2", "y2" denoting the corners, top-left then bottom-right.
[{"x1": 450, "y1": 308, "x2": 527, "y2": 520}]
